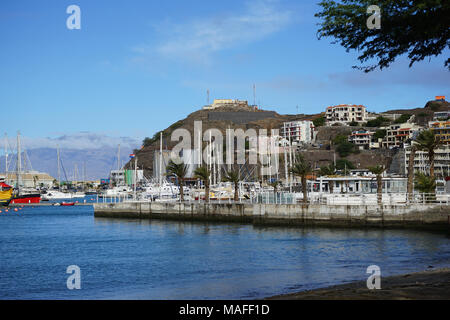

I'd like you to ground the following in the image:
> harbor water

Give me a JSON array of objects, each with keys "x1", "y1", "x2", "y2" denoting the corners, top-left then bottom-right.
[{"x1": 1, "y1": 205, "x2": 449, "y2": 299}]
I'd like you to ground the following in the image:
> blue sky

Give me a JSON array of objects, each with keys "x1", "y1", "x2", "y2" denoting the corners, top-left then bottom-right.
[{"x1": 1, "y1": 0, "x2": 449, "y2": 150}]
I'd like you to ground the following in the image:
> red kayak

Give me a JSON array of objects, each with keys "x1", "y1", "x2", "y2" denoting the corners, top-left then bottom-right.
[{"x1": 61, "y1": 202, "x2": 75, "y2": 206}]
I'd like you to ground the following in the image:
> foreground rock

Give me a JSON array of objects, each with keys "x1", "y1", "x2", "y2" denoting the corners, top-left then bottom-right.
[{"x1": 268, "y1": 268, "x2": 450, "y2": 300}]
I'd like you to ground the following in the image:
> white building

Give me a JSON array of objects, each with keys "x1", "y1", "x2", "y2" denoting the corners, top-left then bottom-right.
[
  {"x1": 203, "y1": 99, "x2": 250, "y2": 110},
  {"x1": 0, "y1": 171, "x2": 56, "y2": 189},
  {"x1": 381, "y1": 123, "x2": 423, "y2": 149},
  {"x1": 110, "y1": 169, "x2": 144, "y2": 186},
  {"x1": 281, "y1": 121, "x2": 315, "y2": 145},
  {"x1": 405, "y1": 144, "x2": 450, "y2": 181},
  {"x1": 348, "y1": 129, "x2": 375, "y2": 149},
  {"x1": 326, "y1": 104, "x2": 368, "y2": 125}
]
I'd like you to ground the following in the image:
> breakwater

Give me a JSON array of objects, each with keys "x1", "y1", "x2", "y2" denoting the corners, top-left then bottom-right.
[{"x1": 94, "y1": 202, "x2": 450, "y2": 230}]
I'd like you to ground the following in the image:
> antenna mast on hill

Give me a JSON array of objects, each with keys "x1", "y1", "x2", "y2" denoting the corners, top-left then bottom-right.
[
  {"x1": 207, "y1": 89, "x2": 210, "y2": 105},
  {"x1": 117, "y1": 144, "x2": 121, "y2": 171},
  {"x1": 253, "y1": 84, "x2": 256, "y2": 108}
]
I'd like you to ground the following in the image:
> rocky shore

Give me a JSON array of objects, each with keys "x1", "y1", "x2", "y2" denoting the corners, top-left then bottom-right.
[{"x1": 268, "y1": 268, "x2": 450, "y2": 300}]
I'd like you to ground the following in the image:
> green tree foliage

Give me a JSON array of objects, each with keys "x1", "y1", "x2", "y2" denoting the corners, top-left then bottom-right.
[
  {"x1": 333, "y1": 134, "x2": 349, "y2": 145},
  {"x1": 414, "y1": 172, "x2": 436, "y2": 194},
  {"x1": 336, "y1": 159, "x2": 355, "y2": 171},
  {"x1": 291, "y1": 155, "x2": 313, "y2": 204},
  {"x1": 336, "y1": 141, "x2": 355, "y2": 157},
  {"x1": 167, "y1": 160, "x2": 188, "y2": 202},
  {"x1": 365, "y1": 116, "x2": 390, "y2": 127},
  {"x1": 319, "y1": 164, "x2": 336, "y2": 176},
  {"x1": 415, "y1": 129, "x2": 443, "y2": 178},
  {"x1": 373, "y1": 129, "x2": 387, "y2": 140},
  {"x1": 313, "y1": 116, "x2": 326, "y2": 127},
  {"x1": 194, "y1": 166, "x2": 211, "y2": 203},
  {"x1": 223, "y1": 169, "x2": 240, "y2": 201},
  {"x1": 394, "y1": 114, "x2": 412, "y2": 124},
  {"x1": 316, "y1": 0, "x2": 450, "y2": 72}
]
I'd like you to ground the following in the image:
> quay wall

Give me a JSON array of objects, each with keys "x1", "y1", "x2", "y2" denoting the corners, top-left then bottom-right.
[{"x1": 93, "y1": 202, "x2": 450, "y2": 230}]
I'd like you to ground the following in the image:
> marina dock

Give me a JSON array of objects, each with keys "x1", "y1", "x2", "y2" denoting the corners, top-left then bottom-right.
[{"x1": 94, "y1": 202, "x2": 450, "y2": 230}]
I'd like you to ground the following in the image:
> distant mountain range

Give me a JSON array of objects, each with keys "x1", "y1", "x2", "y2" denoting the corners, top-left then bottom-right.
[{"x1": 0, "y1": 146, "x2": 136, "y2": 181}]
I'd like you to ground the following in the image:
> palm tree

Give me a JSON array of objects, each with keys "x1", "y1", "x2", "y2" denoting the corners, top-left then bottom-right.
[
  {"x1": 415, "y1": 130, "x2": 442, "y2": 179},
  {"x1": 414, "y1": 172, "x2": 436, "y2": 201},
  {"x1": 406, "y1": 144, "x2": 416, "y2": 202},
  {"x1": 291, "y1": 155, "x2": 312, "y2": 204},
  {"x1": 194, "y1": 166, "x2": 211, "y2": 203},
  {"x1": 369, "y1": 165, "x2": 385, "y2": 206},
  {"x1": 223, "y1": 169, "x2": 240, "y2": 201},
  {"x1": 167, "y1": 160, "x2": 188, "y2": 202}
]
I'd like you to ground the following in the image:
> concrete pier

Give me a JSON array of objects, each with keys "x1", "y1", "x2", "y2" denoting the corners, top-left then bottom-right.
[{"x1": 94, "y1": 202, "x2": 450, "y2": 230}]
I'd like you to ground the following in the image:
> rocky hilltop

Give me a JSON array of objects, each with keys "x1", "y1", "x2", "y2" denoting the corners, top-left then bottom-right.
[{"x1": 127, "y1": 100, "x2": 449, "y2": 178}]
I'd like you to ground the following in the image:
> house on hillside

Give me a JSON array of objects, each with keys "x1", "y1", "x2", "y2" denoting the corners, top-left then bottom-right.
[{"x1": 325, "y1": 104, "x2": 370, "y2": 126}]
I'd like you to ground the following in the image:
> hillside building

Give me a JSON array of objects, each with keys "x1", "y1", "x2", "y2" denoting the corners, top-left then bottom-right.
[
  {"x1": 203, "y1": 99, "x2": 250, "y2": 110},
  {"x1": 433, "y1": 111, "x2": 450, "y2": 120},
  {"x1": 325, "y1": 104, "x2": 368, "y2": 125},
  {"x1": 405, "y1": 144, "x2": 450, "y2": 181},
  {"x1": 348, "y1": 129, "x2": 382, "y2": 149},
  {"x1": 429, "y1": 120, "x2": 450, "y2": 144},
  {"x1": 381, "y1": 123, "x2": 423, "y2": 149},
  {"x1": 281, "y1": 121, "x2": 315, "y2": 145}
]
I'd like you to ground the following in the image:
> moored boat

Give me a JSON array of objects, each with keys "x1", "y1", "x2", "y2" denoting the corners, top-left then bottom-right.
[
  {"x1": 10, "y1": 193, "x2": 41, "y2": 204},
  {"x1": 0, "y1": 182, "x2": 13, "y2": 207}
]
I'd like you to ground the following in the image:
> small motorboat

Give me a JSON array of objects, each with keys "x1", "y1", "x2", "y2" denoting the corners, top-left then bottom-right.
[{"x1": 61, "y1": 202, "x2": 75, "y2": 206}]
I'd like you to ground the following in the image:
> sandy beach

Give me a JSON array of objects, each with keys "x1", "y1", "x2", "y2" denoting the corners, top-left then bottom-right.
[{"x1": 268, "y1": 268, "x2": 450, "y2": 300}]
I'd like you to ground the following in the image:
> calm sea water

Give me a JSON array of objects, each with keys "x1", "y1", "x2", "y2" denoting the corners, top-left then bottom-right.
[{"x1": 0, "y1": 205, "x2": 449, "y2": 300}]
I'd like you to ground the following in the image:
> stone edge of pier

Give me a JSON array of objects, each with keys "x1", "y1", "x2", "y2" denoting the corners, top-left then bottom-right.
[{"x1": 93, "y1": 202, "x2": 450, "y2": 230}]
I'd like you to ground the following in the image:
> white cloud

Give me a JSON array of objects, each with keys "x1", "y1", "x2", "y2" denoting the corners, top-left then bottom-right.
[
  {"x1": 137, "y1": 0, "x2": 293, "y2": 65},
  {"x1": 6, "y1": 132, "x2": 141, "y2": 151}
]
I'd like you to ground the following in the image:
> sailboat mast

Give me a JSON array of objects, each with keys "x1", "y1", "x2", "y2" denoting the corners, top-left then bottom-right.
[
  {"x1": 57, "y1": 146, "x2": 61, "y2": 191},
  {"x1": 134, "y1": 156, "x2": 137, "y2": 200},
  {"x1": 4, "y1": 133, "x2": 8, "y2": 175},
  {"x1": 159, "y1": 132, "x2": 163, "y2": 186},
  {"x1": 117, "y1": 144, "x2": 121, "y2": 171},
  {"x1": 17, "y1": 132, "x2": 22, "y2": 191}
]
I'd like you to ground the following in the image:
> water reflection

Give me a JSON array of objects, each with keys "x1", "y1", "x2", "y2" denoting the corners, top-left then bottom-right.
[{"x1": 1, "y1": 207, "x2": 449, "y2": 299}]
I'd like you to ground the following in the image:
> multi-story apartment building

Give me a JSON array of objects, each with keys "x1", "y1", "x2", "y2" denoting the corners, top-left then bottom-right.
[
  {"x1": 433, "y1": 111, "x2": 450, "y2": 121},
  {"x1": 281, "y1": 121, "x2": 315, "y2": 145},
  {"x1": 405, "y1": 144, "x2": 450, "y2": 180},
  {"x1": 325, "y1": 104, "x2": 368, "y2": 125},
  {"x1": 381, "y1": 123, "x2": 423, "y2": 149},
  {"x1": 348, "y1": 129, "x2": 375, "y2": 149},
  {"x1": 429, "y1": 120, "x2": 450, "y2": 144}
]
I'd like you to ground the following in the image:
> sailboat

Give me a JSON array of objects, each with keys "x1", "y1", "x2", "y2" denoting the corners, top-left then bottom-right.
[{"x1": 10, "y1": 132, "x2": 41, "y2": 204}]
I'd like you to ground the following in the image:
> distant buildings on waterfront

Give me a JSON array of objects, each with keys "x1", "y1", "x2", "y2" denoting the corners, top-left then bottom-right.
[{"x1": 0, "y1": 171, "x2": 55, "y2": 189}]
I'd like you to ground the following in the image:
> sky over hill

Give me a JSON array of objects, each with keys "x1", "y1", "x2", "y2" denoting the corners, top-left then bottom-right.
[{"x1": 1, "y1": 0, "x2": 448, "y2": 144}]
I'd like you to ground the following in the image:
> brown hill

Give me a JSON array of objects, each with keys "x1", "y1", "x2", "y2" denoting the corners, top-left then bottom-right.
[
  {"x1": 126, "y1": 99, "x2": 449, "y2": 177},
  {"x1": 126, "y1": 104, "x2": 319, "y2": 176}
]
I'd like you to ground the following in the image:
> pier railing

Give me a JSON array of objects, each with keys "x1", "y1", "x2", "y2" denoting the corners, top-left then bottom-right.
[{"x1": 96, "y1": 192, "x2": 450, "y2": 206}]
